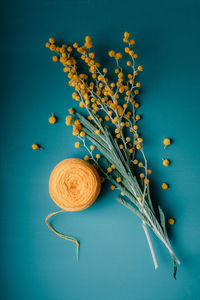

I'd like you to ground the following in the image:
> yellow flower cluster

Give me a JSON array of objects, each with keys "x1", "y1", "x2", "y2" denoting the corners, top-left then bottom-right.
[{"x1": 46, "y1": 32, "x2": 148, "y2": 188}]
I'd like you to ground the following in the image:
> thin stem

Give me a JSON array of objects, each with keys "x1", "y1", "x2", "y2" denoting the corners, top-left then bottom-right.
[{"x1": 142, "y1": 221, "x2": 158, "y2": 269}]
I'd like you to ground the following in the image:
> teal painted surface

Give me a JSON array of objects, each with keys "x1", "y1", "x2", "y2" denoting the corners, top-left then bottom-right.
[{"x1": 1, "y1": 0, "x2": 200, "y2": 299}]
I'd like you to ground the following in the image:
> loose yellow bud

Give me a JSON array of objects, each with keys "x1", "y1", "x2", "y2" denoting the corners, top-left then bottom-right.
[
  {"x1": 163, "y1": 138, "x2": 171, "y2": 147},
  {"x1": 126, "y1": 137, "x2": 131, "y2": 142},
  {"x1": 48, "y1": 113, "x2": 57, "y2": 124},
  {"x1": 96, "y1": 154, "x2": 101, "y2": 159},
  {"x1": 127, "y1": 61, "x2": 132, "y2": 66},
  {"x1": 133, "y1": 125, "x2": 138, "y2": 130},
  {"x1": 121, "y1": 192, "x2": 125, "y2": 196},
  {"x1": 119, "y1": 144, "x2": 124, "y2": 149},
  {"x1": 111, "y1": 165, "x2": 115, "y2": 169},
  {"x1": 138, "y1": 162, "x2": 143, "y2": 167},
  {"x1": 75, "y1": 142, "x2": 80, "y2": 148},
  {"x1": 168, "y1": 218, "x2": 175, "y2": 225},
  {"x1": 133, "y1": 159, "x2": 138, "y2": 165},
  {"x1": 163, "y1": 159, "x2": 170, "y2": 166},
  {"x1": 84, "y1": 155, "x2": 89, "y2": 161},
  {"x1": 116, "y1": 177, "x2": 122, "y2": 183},
  {"x1": 140, "y1": 173, "x2": 145, "y2": 178},
  {"x1": 138, "y1": 197, "x2": 142, "y2": 202},
  {"x1": 90, "y1": 145, "x2": 95, "y2": 150},
  {"x1": 147, "y1": 169, "x2": 152, "y2": 175},
  {"x1": 138, "y1": 138, "x2": 143, "y2": 143},
  {"x1": 107, "y1": 167, "x2": 112, "y2": 173},
  {"x1": 162, "y1": 183, "x2": 169, "y2": 189},
  {"x1": 32, "y1": 144, "x2": 40, "y2": 150}
]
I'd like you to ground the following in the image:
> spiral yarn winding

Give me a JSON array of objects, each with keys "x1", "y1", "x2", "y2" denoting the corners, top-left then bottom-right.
[{"x1": 46, "y1": 158, "x2": 101, "y2": 258}]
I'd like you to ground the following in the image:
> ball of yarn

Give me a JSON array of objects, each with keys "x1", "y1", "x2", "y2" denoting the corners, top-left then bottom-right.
[{"x1": 49, "y1": 158, "x2": 101, "y2": 211}]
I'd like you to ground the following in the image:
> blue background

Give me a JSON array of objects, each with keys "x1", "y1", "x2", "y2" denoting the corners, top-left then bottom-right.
[{"x1": 1, "y1": 0, "x2": 200, "y2": 299}]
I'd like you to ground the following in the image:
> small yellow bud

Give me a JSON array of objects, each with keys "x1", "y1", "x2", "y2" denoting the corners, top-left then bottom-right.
[
  {"x1": 147, "y1": 169, "x2": 152, "y2": 175},
  {"x1": 168, "y1": 218, "x2": 175, "y2": 225},
  {"x1": 75, "y1": 142, "x2": 80, "y2": 148},
  {"x1": 96, "y1": 154, "x2": 101, "y2": 159},
  {"x1": 90, "y1": 145, "x2": 95, "y2": 150},
  {"x1": 133, "y1": 159, "x2": 138, "y2": 165},
  {"x1": 163, "y1": 159, "x2": 170, "y2": 166},
  {"x1": 107, "y1": 167, "x2": 112, "y2": 173},
  {"x1": 48, "y1": 113, "x2": 57, "y2": 124},
  {"x1": 116, "y1": 177, "x2": 122, "y2": 183},
  {"x1": 110, "y1": 185, "x2": 115, "y2": 190},
  {"x1": 138, "y1": 162, "x2": 143, "y2": 167},
  {"x1": 138, "y1": 65, "x2": 143, "y2": 71},
  {"x1": 80, "y1": 131, "x2": 85, "y2": 137},
  {"x1": 52, "y1": 56, "x2": 58, "y2": 62},
  {"x1": 49, "y1": 37, "x2": 55, "y2": 44},
  {"x1": 163, "y1": 138, "x2": 171, "y2": 147},
  {"x1": 95, "y1": 129, "x2": 101, "y2": 135},
  {"x1": 138, "y1": 197, "x2": 142, "y2": 202},
  {"x1": 140, "y1": 173, "x2": 145, "y2": 178},
  {"x1": 32, "y1": 144, "x2": 40, "y2": 150},
  {"x1": 84, "y1": 155, "x2": 89, "y2": 161},
  {"x1": 162, "y1": 183, "x2": 169, "y2": 190},
  {"x1": 68, "y1": 108, "x2": 75, "y2": 115},
  {"x1": 144, "y1": 179, "x2": 150, "y2": 184}
]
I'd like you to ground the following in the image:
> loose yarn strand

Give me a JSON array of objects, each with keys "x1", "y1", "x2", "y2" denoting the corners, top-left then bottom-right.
[{"x1": 45, "y1": 210, "x2": 80, "y2": 260}]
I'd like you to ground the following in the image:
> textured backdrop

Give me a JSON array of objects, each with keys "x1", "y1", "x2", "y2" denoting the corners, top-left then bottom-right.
[{"x1": 1, "y1": 0, "x2": 200, "y2": 299}]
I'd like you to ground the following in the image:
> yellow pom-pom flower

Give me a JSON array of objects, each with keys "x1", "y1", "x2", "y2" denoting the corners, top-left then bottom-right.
[
  {"x1": 163, "y1": 159, "x2": 170, "y2": 166},
  {"x1": 138, "y1": 65, "x2": 143, "y2": 71},
  {"x1": 49, "y1": 37, "x2": 55, "y2": 44},
  {"x1": 162, "y1": 183, "x2": 169, "y2": 189},
  {"x1": 95, "y1": 129, "x2": 100, "y2": 135},
  {"x1": 65, "y1": 116, "x2": 72, "y2": 126},
  {"x1": 48, "y1": 113, "x2": 57, "y2": 124},
  {"x1": 80, "y1": 131, "x2": 85, "y2": 137},
  {"x1": 32, "y1": 144, "x2": 40, "y2": 150},
  {"x1": 52, "y1": 56, "x2": 58, "y2": 62},
  {"x1": 75, "y1": 142, "x2": 80, "y2": 148},
  {"x1": 68, "y1": 108, "x2": 75, "y2": 115},
  {"x1": 168, "y1": 218, "x2": 175, "y2": 225},
  {"x1": 163, "y1": 138, "x2": 171, "y2": 147},
  {"x1": 116, "y1": 177, "x2": 122, "y2": 183}
]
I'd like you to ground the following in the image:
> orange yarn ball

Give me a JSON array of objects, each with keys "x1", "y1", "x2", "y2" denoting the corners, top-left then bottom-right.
[{"x1": 49, "y1": 158, "x2": 101, "y2": 211}]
